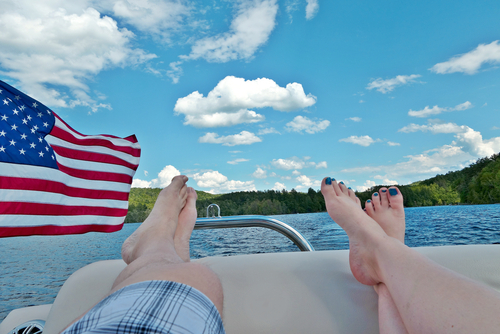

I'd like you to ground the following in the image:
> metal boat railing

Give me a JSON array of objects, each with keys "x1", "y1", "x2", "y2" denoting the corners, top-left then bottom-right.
[{"x1": 193, "y1": 204, "x2": 315, "y2": 252}]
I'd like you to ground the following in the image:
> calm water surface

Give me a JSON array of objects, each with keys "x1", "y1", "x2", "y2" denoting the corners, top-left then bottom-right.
[{"x1": 1, "y1": 204, "x2": 500, "y2": 319}]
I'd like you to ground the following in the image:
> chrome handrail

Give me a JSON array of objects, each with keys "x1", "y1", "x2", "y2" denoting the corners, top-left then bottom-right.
[{"x1": 194, "y1": 214, "x2": 315, "y2": 252}]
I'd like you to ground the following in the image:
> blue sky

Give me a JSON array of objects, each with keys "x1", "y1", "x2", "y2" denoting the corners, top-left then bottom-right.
[{"x1": 1, "y1": 0, "x2": 499, "y2": 193}]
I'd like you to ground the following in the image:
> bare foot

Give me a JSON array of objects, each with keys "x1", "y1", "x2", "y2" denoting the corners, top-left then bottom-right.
[
  {"x1": 321, "y1": 177, "x2": 388, "y2": 286},
  {"x1": 121, "y1": 175, "x2": 189, "y2": 265},
  {"x1": 364, "y1": 187, "x2": 405, "y2": 243},
  {"x1": 174, "y1": 187, "x2": 198, "y2": 262}
]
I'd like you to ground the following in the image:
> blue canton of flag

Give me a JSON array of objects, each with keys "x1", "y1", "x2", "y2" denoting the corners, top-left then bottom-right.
[{"x1": 0, "y1": 85, "x2": 58, "y2": 169}]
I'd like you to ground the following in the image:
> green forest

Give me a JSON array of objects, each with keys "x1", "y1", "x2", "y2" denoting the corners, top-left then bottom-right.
[{"x1": 125, "y1": 153, "x2": 500, "y2": 223}]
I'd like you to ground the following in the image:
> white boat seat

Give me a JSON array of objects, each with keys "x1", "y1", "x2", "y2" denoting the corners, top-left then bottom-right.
[{"x1": 41, "y1": 245, "x2": 500, "y2": 334}]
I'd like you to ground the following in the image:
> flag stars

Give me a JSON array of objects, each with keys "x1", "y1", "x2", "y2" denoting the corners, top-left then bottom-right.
[
  {"x1": 11, "y1": 124, "x2": 18, "y2": 131},
  {"x1": 20, "y1": 105, "x2": 26, "y2": 111},
  {"x1": 46, "y1": 110, "x2": 51, "y2": 114},
  {"x1": 31, "y1": 128, "x2": 36, "y2": 134},
  {"x1": 27, "y1": 115, "x2": 32, "y2": 121},
  {"x1": 20, "y1": 133, "x2": 27, "y2": 140},
  {"x1": 13, "y1": 109, "x2": 19, "y2": 115},
  {"x1": 37, "y1": 112, "x2": 43, "y2": 118},
  {"x1": 0, "y1": 130, "x2": 6, "y2": 137},
  {"x1": 45, "y1": 146, "x2": 49, "y2": 151},
  {"x1": 15, "y1": 95, "x2": 21, "y2": 100},
  {"x1": 0, "y1": 146, "x2": 5, "y2": 153},
  {"x1": 1, "y1": 114, "x2": 8, "y2": 121},
  {"x1": 3, "y1": 99, "x2": 9, "y2": 105},
  {"x1": 30, "y1": 142, "x2": 36, "y2": 149},
  {"x1": 32, "y1": 102, "x2": 38, "y2": 108},
  {"x1": 19, "y1": 148, "x2": 26, "y2": 155},
  {"x1": 9, "y1": 139, "x2": 16, "y2": 146},
  {"x1": 39, "y1": 151, "x2": 44, "y2": 157},
  {"x1": 38, "y1": 137, "x2": 43, "y2": 143},
  {"x1": 22, "y1": 118, "x2": 28, "y2": 124},
  {"x1": 43, "y1": 122, "x2": 49, "y2": 127}
]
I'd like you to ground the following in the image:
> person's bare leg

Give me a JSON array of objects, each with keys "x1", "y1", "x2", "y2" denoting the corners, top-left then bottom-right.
[
  {"x1": 175, "y1": 187, "x2": 198, "y2": 262},
  {"x1": 365, "y1": 187, "x2": 408, "y2": 334},
  {"x1": 322, "y1": 177, "x2": 500, "y2": 334},
  {"x1": 114, "y1": 175, "x2": 223, "y2": 313}
]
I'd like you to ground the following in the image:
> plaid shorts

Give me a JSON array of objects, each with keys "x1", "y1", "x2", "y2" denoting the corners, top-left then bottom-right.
[{"x1": 61, "y1": 280, "x2": 225, "y2": 334}]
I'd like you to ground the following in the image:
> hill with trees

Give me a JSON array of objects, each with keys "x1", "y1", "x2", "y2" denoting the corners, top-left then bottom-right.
[{"x1": 125, "y1": 153, "x2": 500, "y2": 222}]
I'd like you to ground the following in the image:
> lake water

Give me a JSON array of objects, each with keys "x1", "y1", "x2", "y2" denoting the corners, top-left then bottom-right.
[{"x1": 2, "y1": 204, "x2": 500, "y2": 320}]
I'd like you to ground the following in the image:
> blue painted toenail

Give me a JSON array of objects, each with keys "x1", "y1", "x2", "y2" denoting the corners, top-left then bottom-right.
[
  {"x1": 340, "y1": 181, "x2": 344, "y2": 184},
  {"x1": 325, "y1": 177, "x2": 331, "y2": 185},
  {"x1": 381, "y1": 189, "x2": 387, "y2": 193},
  {"x1": 367, "y1": 199, "x2": 371, "y2": 203},
  {"x1": 348, "y1": 187, "x2": 351, "y2": 189},
  {"x1": 374, "y1": 192, "x2": 378, "y2": 196},
  {"x1": 389, "y1": 188, "x2": 398, "y2": 196}
]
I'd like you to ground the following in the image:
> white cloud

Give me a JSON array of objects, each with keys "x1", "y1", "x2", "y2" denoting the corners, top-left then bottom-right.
[
  {"x1": 356, "y1": 180, "x2": 376, "y2": 192},
  {"x1": 339, "y1": 135, "x2": 376, "y2": 147},
  {"x1": 346, "y1": 117, "x2": 362, "y2": 122},
  {"x1": 366, "y1": 74, "x2": 421, "y2": 94},
  {"x1": 168, "y1": 0, "x2": 278, "y2": 82},
  {"x1": 373, "y1": 175, "x2": 398, "y2": 185},
  {"x1": 430, "y1": 40, "x2": 500, "y2": 75},
  {"x1": 228, "y1": 158, "x2": 249, "y2": 165},
  {"x1": 344, "y1": 124, "x2": 500, "y2": 187},
  {"x1": 285, "y1": 115, "x2": 330, "y2": 134},
  {"x1": 270, "y1": 156, "x2": 326, "y2": 170},
  {"x1": 174, "y1": 76, "x2": 316, "y2": 127},
  {"x1": 181, "y1": 0, "x2": 278, "y2": 63},
  {"x1": 305, "y1": 0, "x2": 319, "y2": 20},
  {"x1": 0, "y1": 2, "x2": 156, "y2": 110},
  {"x1": 199, "y1": 131, "x2": 262, "y2": 146},
  {"x1": 144, "y1": 170, "x2": 149, "y2": 176},
  {"x1": 387, "y1": 141, "x2": 400, "y2": 146},
  {"x1": 272, "y1": 182, "x2": 286, "y2": 191},
  {"x1": 315, "y1": 161, "x2": 327, "y2": 169},
  {"x1": 108, "y1": 0, "x2": 191, "y2": 42},
  {"x1": 252, "y1": 167, "x2": 267, "y2": 178},
  {"x1": 296, "y1": 174, "x2": 312, "y2": 187},
  {"x1": 399, "y1": 121, "x2": 464, "y2": 134},
  {"x1": 258, "y1": 127, "x2": 280, "y2": 135},
  {"x1": 132, "y1": 178, "x2": 152, "y2": 188},
  {"x1": 292, "y1": 170, "x2": 301, "y2": 175},
  {"x1": 132, "y1": 165, "x2": 180, "y2": 188},
  {"x1": 192, "y1": 170, "x2": 256, "y2": 194},
  {"x1": 408, "y1": 101, "x2": 473, "y2": 117}
]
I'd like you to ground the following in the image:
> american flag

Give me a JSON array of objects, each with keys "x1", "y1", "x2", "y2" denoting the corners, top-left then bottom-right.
[{"x1": 0, "y1": 80, "x2": 140, "y2": 238}]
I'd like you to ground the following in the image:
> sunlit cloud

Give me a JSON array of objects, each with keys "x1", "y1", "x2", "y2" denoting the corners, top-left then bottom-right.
[
  {"x1": 169, "y1": 0, "x2": 279, "y2": 82},
  {"x1": 272, "y1": 182, "x2": 286, "y2": 191},
  {"x1": 430, "y1": 40, "x2": 500, "y2": 75},
  {"x1": 252, "y1": 167, "x2": 267, "y2": 178},
  {"x1": 132, "y1": 165, "x2": 180, "y2": 188},
  {"x1": 271, "y1": 156, "x2": 327, "y2": 170},
  {"x1": 305, "y1": 0, "x2": 319, "y2": 20},
  {"x1": 228, "y1": 158, "x2": 250, "y2": 165},
  {"x1": 285, "y1": 115, "x2": 330, "y2": 134},
  {"x1": 339, "y1": 135, "x2": 377, "y2": 147},
  {"x1": 175, "y1": 76, "x2": 316, "y2": 127},
  {"x1": 0, "y1": 1, "x2": 156, "y2": 111},
  {"x1": 366, "y1": 74, "x2": 422, "y2": 94},
  {"x1": 192, "y1": 170, "x2": 256, "y2": 193},
  {"x1": 199, "y1": 131, "x2": 262, "y2": 146},
  {"x1": 408, "y1": 101, "x2": 473, "y2": 117},
  {"x1": 346, "y1": 117, "x2": 362, "y2": 122}
]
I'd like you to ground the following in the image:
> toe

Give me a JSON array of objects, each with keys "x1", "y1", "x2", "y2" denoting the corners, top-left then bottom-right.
[
  {"x1": 365, "y1": 198, "x2": 375, "y2": 216},
  {"x1": 372, "y1": 192, "x2": 381, "y2": 210},
  {"x1": 387, "y1": 187, "x2": 404, "y2": 211},
  {"x1": 338, "y1": 181, "x2": 349, "y2": 195},
  {"x1": 348, "y1": 187, "x2": 357, "y2": 200},
  {"x1": 379, "y1": 188, "x2": 389, "y2": 208},
  {"x1": 321, "y1": 177, "x2": 337, "y2": 198}
]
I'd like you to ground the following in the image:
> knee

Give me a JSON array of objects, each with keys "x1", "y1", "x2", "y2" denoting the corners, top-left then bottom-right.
[{"x1": 181, "y1": 263, "x2": 224, "y2": 314}]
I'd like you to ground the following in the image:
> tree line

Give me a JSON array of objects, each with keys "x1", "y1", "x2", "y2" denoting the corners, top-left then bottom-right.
[{"x1": 125, "y1": 152, "x2": 500, "y2": 223}]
